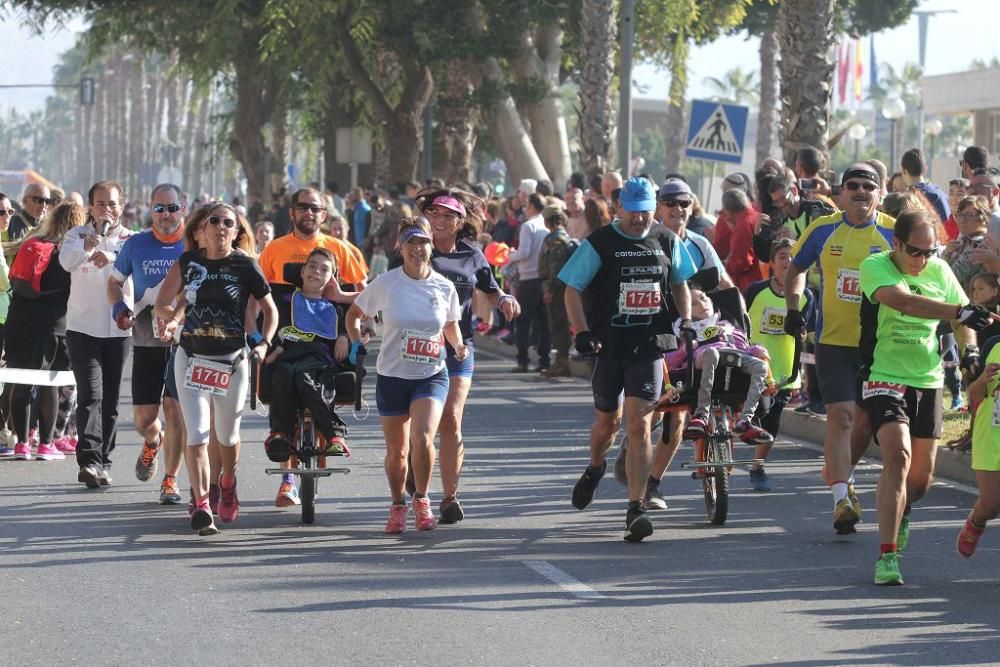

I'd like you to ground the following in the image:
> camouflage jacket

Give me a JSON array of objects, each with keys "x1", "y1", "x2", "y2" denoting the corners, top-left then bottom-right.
[{"x1": 538, "y1": 228, "x2": 575, "y2": 293}]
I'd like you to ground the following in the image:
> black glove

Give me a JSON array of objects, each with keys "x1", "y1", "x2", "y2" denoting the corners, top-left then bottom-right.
[
  {"x1": 574, "y1": 330, "x2": 601, "y2": 356},
  {"x1": 678, "y1": 318, "x2": 696, "y2": 342},
  {"x1": 784, "y1": 308, "x2": 805, "y2": 337},
  {"x1": 961, "y1": 344, "x2": 981, "y2": 375},
  {"x1": 957, "y1": 305, "x2": 993, "y2": 331}
]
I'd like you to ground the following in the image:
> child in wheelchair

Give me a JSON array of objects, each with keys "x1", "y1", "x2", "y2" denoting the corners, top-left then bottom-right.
[
  {"x1": 262, "y1": 247, "x2": 353, "y2": 462},
  {"x1": 663, "y1": 287, "x2": 775, "y2": 444}
]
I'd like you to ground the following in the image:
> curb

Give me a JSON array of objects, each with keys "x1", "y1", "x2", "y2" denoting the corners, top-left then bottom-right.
[{"x1": 474, "y1": 333, "x2": 978, "y2": 488}]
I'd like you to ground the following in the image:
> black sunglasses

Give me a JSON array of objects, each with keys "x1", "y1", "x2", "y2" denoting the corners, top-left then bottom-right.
[
  {"x1": 658, "y1": 198, "x2": 692, "y2": 209},
  {"x1": 152, "y1": 203, "x2": 183, "y2": 214},
  {"x1": 208, "y1": 216, "x2": 237, "y2": 228},
  {"x1": 294, "y1": 203, "x2": 325, "y2": 213},
  {"x1": 901, "y1": 241, "x2": 936, "y2": 258},
  {"x1": 29, "y1": 196, "x2": 53, "y2": 206},
  {"x1": 844, "y1": 181, "x2": 878, "y2": 192}
]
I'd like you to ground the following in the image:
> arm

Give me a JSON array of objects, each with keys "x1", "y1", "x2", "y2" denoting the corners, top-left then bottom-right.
[
  {"x1": 724, "y1": 221, "x2": 755, "y2": 276},
  {"x1": 508, "y1": 221, "x2": 536, "y2": 264},
  {"x1": 784, "y1": 262, "x2": 808, "y2": 312},
  {"x1": 564, "y1": 286, "x2": 589, "y2": 334},
  {"x1": 153, "y1": 264, "x2": 184, "y2": 323},
  {"x1": 58, "y1": 228, "x2": 95, "y2": 272},
  {"x1": 872, "y1": 284, "x2": 969, "y2": 321},
  {"x1": 251, "y1": 293, "x2": 279, "y2": 360},
  {"x1": 322, "y1": 278, "x2": 359, "y2": 304},
  {"x1": 671, "y1": 280, "x2": 692, "y2": 321},
  {"x1": 968, "y1": 363, "x2": 1000, "y2": 405},
  {"x1": 345, "y1": 303, "x2": 366, "y2": 344},
  {"x1": 442, "y1": 320, "x2": 468, "y2": 360}
]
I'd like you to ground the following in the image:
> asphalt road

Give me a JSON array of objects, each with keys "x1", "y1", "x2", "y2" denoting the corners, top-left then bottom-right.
[{"x1": 2, "y1": 348, "x2": 1000, "y2": 666}]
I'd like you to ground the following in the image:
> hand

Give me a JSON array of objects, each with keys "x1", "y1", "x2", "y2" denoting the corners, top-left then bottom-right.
[
  {"x1": 813, "y1": 176, "x2": 831, "y2": 196},
  {"x1": 264, "y1": 345, "x2": 284, "y2": 365},
  {"x1": 983, "y1": 362, "x2": 1000, "y2": 383},
  {"x1": 678, "y1": 318, "x2": 696, "y2": 341},
  {"x1": 159, "y1": 319, "x2": 178, "y2": 343},
  {"x1": 542, "y1": 290, "x2": 553, "y2": 305},
  {"x1": 112, "y1": 302, "x2": 134, "y2": 330},
  {"x1": 944, "y1": 239, "x2": 962, "y2": 255},
  {"x1": 754, "y1": 214, "x2": 770, "y2": 235},
  {"x1": 662, "y1": 386, "x2": 680, "y2": 404},
  {"x1": 499, "y1": 294, "x2": 521, "y2": 320},
  {"x1": 252, "y1": 342, "x2": 268, "y2": 362},
  {"x1": 784, "y1": 308, "x2": 806, "y2": 337},
  {"x1": 957, "y1": 304, "x2": 995, "y2": 331},
  {"x1": 349, "y1": 340, "x2": 366, "y2": 365},
  {"x1": 90, "y1": 250, "x2": 112, "y2": 269},
  {"x1": 323, "y1": 279, "x2": 345, "y2": 302},
  {"x1": 968, "y1": 247, "x2": 1000, "y2": 272},
  {"x1": 454, "y1": 344, "x2": 469, "y2": 362},
  {"x1": 573, "y1": 330, "x2": 601, "y2": 356},
  {"x1": 334, "y1": 336, "x2": 349, "y2": 363},
  {"x1": 961, "y1": 344, "x2": 981, "y2": 376},
  {"x1": 84, "y1": 234, "x2": 101, "y2": 252},
  {"x1": 360, "y1": 318, "x2": 376, "y2": 344}
]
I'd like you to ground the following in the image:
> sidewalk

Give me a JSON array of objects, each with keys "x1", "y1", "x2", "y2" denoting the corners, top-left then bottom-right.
[{"x1": 474, "y1": 333, "x2": 977, "y2": 488}]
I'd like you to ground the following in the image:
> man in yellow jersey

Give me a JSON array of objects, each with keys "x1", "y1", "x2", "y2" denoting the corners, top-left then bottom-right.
[
  {"x1": 858, "y1": 210, "x2": 992, "y2": 584},
  {"x1": 783, "y1": 164, "x2": 894, "y2": 535}
]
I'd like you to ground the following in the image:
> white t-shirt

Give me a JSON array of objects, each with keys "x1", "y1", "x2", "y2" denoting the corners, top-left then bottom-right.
[{"x1": 354, "y1": 267, "x2": 461, "y2": 379}]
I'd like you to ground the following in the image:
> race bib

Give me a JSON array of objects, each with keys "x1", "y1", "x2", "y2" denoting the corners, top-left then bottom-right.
[
  {"x1": 618, "y1": 282, "x2": 662, "y2": 315},
  {"x1": 861, "y1": 380, "x2": 905, "y2": 400},
  {"x1": 760, "y1": 306, "x2": 786, "y2": 335},
  {"x1": 993, "y1": 398, "x2": 1000, "y2": 428},
  {"x1": 401, "y1": 329, "x2": 444, "y2": 364},
  {"x1": 836, "y1": 268, "x2": 861, "y2": 303},
  {"x1": 184, "y1": 357, "x2": 233, "y2": 396}
]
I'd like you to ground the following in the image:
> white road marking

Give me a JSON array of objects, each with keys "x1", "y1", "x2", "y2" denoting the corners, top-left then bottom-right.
[{"x1": 522, "y1": 560, "x2": 605, "y2": 600}]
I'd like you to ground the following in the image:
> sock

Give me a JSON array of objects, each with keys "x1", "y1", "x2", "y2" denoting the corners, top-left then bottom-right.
[
  {"x1": 831, "y1": 481, "x2": 849, "y2": 504},
  {"x1": 647, "y1": 475, "x2": 660, "y2": 486},
  {"x1": 282, "y1": 473, "x2": 295, "y2": 484},
  {"x1": 414, "y1": 492, "x2": 427, "y2": 499},
  {"x1": 880, "y1": 543, "x2": 896, "y2": 554},
  {"x1": 970, "y1": 516, "x2": 986, "y2": 529}
]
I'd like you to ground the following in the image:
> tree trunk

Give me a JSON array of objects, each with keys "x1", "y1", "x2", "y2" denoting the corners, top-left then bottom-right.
[
  {"x1": 481, "y1": 57, "x2": 549, "y2": 186},
  {"x1": 663, "y1": 41, "x2": 689, "y2": 175},
  {"x1": 756, "y1": 24, "x2": 779, "y2": 164},
  {"x1": 182, "y1": 82, "x2": 197, "y2": 193},
  {"x1": 128, "y1": 54, "x2": 145, "y2": 200},
  {"x1": 270, "y1": 95, "x2": 289, "y2": 195},
  {"x1": 230, "y1": 28, "x2": 280, "y2": 198},
  {"x1": 191, "y1": 91, "x2": 210, "y2": 196},
  {"x1": 440, "y1": 60, "x2": 476, "y2": 185},
  {"x1": 777, "y1": 0, "x2": 836, "y2": 164},
  {"x1": 514, "y1": 25, "x2": 571, "y2": 189},
  {"x1": 578, "y1": 0, "x2": 618, "y2": 176},
  {"x1": 165, "y1": 58, "x2": 183, "y2": 175}
]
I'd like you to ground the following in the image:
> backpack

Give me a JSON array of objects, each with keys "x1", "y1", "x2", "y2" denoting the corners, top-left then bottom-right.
[{"x1": 9, "y1": 237, "x2": 56, "y2": 298}]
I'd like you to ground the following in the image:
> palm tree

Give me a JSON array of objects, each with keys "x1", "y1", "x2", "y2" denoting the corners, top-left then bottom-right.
[
  {"x1": 577, "y1": 0, "x2": 618, "y2": 175},
  {"x1": 703, "y1": 67, "x2": 760, "y2": 106}
]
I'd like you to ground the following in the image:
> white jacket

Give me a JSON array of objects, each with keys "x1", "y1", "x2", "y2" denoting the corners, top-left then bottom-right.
[{"x1": 59, "y1": 221, "x2": 134, "y2": 339}]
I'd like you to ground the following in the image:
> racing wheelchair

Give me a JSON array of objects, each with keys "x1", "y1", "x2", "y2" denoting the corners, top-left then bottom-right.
[{"x1": 251, "y1": 262, "x2": 367, "y2": 525}]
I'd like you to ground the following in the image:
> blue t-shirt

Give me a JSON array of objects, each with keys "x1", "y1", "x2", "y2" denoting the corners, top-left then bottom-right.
[
  {"x1": 912, "y1": 181, "x2": 951, "y2": 225},
  {"x1": 353, "y1": 200, "x2": 371, "y2": 243},
  {"x1": 558, "y1": 222, "x2": 696, "y2": 291},
  {"x1": 112, "y1": 230, "x2": 184, "y2": 346}
]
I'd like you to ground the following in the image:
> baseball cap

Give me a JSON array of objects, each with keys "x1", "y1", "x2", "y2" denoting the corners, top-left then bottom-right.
[
  {"x1": 620, "y1": 177, "x2": 656, "y2": 212},
  {"x1": 400, "y1": 224, "x2": 432, "y2": 243},
  {"x1": 658, "y1": 178, "x2": 693, "y2": 200},
  {"x1": 518, "y1": 179, "x2": 538, "y2": 196}
]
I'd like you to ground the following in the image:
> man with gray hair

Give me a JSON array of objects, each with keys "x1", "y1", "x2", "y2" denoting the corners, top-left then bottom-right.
[{"x1": 5, "y1": 183, "x2": 51, "y2": 263}]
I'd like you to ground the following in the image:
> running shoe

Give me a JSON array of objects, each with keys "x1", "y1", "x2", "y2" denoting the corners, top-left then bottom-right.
[
  {"x1": 218, "y1": 479, "x2": 239, "y2": 523},
  {"x1": 833, "y1": 497, "x2": 861, "y2": 535},
  {"x1": 264, "y1": 432, "x2": 293, "y2": 462},
  {"x1": 873, "y1": 552, "x2": 903, "y2": 585},
  {"x1": 54, "y1": 436, "x2": 77, "y2": 454},
  {"x1": 208, "y1": 483, "x2": 220, "y2": 513},
  {"x1": 98, "y1": 467, "x2": 112, "y2": 486},
  {"x1": 734, "y1": 419, "x2": 774, "y2": 444},
  {"x1": 134, "y1": 440, "x2": 160, "y2": 481},
  {"x1": 13, "y1": 442, "x2": 32, "y2": 461},
  {"x1": 806, "y1": 403, "x2": 827, "y2": 417},
  {"x1": 613, "y1": 438, "x2": 628, "y2": 485},
  {"x1": 78, "y1": 465, "x2": 102, "y2": 489},
  {"x1": 159, "y1": 476, "x2": 182, "y2": 505},
  {"x1": 683, "y1": 415, "x2": 708, "y2": 440},
  {"x1": 897, "y1": 515, "x2": 910, "y2": 553},
  {"x1": 323, "y1": 434, "x2": 351, "y2": 456},
  {"x1": 624, "y1": 504, "x2": 653, "y2": 543},
  {"x1": 190, "y1": 503, "x2": 219, "y2": 536},
  {"x1": 848, "y1": 482, "x2": 863, "y2": 517},
  {"x1": 384, "y1": 503, "x2": 409, "y2": 534},
  {"x1": 439, "y1": 497, "x2": 464, "y2": 524},
  {"x1": 0, "y1": 444, "x2": 12, "y2": 456},
  {"x1": 951, "y1": 394, "x2": 965, "y2": 411},
  {"x1": 413, "y1": 496, "x2": 437, "y2": 531},
  {"x1": 275, "y1": 481, "x2": 301, "y2": 507},
  {"x1": 749, "y1": 467, "x2": 771, "y2": 492},
  {"x1": 957, "y1": 515, "x2": 985, "y2": 558},
  {"x1": 35, "y1": 443, "x2": 66, "y2": 461},
  {"x1": 571, "y1": 460, "x2": 606, "y2": 510},
  {"x1": 643, "y1": 482, "x2": 668, "y2": 511},
  {"x1": 793, "y1": 403, "x2": 812, "y2": 415}
]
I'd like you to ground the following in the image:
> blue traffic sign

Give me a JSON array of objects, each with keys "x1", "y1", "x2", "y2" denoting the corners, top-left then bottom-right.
[{"x1": 685, "y1": 100, "x2": 749, "y2": 164}]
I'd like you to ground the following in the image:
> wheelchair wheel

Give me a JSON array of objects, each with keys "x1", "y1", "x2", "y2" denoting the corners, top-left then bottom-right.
[
  {"x1": 300, "y1": 457, "x2": 316, "y2": 525},
  {"x1": 702, "y1": 414, "x2": 731, "y2": 526}
]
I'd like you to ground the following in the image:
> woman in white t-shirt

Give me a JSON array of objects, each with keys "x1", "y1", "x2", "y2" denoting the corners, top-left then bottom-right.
[{"x1": 347, "y1": 216, "x2": 466, "y2": 534}]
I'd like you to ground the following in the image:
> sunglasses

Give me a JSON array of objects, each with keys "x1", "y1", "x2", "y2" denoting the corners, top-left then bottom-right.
[
  {"x1": 658, "y1": 198, "x2": 692, "y2": 209},
  {"x1": 844, "y1": 181, "x2": 878, "y2": 192},
  {"x1": 294, "y1": 203, "x2": 325, "y2": 214},
  {"x1": 901, "y1": 241, "x2": 936, "y2": 258},
  {"x1": 29, "y1": 196, "x2": 53, "y2": 206},
  {"x1": 0, "y1": 208, "x2": 12, "y2": 217},
  {"x1": 208, "y1": 216, "x2": 237, "y2": 229},
  {"x1": 152, "y1": 203, "x2": 183, "y2": 214}
]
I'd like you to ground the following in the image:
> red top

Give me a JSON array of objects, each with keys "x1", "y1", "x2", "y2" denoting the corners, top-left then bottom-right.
[
  {"x1": 724, "y1": 208, "x2": 760, "y2": 293},
  {"x1": 943, "y1": 213, "x2": 959, "y2": 241}
]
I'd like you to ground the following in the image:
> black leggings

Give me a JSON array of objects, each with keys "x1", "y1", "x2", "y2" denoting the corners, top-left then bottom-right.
[{"x1": 5, "y1": 333, "x2": 69, "y2": 445}]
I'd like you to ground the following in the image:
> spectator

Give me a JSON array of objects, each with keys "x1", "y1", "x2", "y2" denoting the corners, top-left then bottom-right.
[
  {"x1": 720, "y1": 189, "x2": 761, "y2": 292},
  {"x1": 567, "y1": 171, "x2": 587, "y2": 193},
  {"x1": 969, "y1": 168, "x2": 1000, "y2": 239},
  {"x1": 565, "y1": 188, "x2": 588, "y2": 240},
  {"x1": 686, "y1": 194, "x2": 716, "y2": 241},
  {"x1": 901, "y1": 148, "x2": 950, "y2": 224},
  {"x1": 583, "y1": 198, "x2": 611, "y2": 236},
  {"x1": 961, "y1": 145, "x2": 990, "y2": 180},
  {"x1": 943, "y1": 196, "x2": 992, "y2": 293},
  {"x1": 351, "y1": 187, "x2": 372, "y2": 247},
  {"x1": 254, "y1": 220, "x2": 274, "y2": 255},
  {"x1": 944, "y1": 178, "x2": 969, "y2": 241},
  {"x1": 536, "y1": 179, "x2": 554, "y2": 197},
  {"x1": 6, "y1": 183, "x2": 51, "y2": 263},
  {"x1": 507, "y1": 193, "x2": 550, "y2": 372},
  {"x1": 887, "y1": 172, "x2": 906, "y2": 194},
  {"x1": 601, "y1": 171, "x2": 623, "y2": 201},
  {"x1": 714, "y1": 172, "x2": 755, "y2": 261},
  {"x1": 588, "y1": 174, "x2": 602, "y2": 200},
  {"x1": 865, "y1": 159, "x2": 889, "y2": 197},
  {"x1": 538, "y1": 205, "x2": 574, "y2": 377}
]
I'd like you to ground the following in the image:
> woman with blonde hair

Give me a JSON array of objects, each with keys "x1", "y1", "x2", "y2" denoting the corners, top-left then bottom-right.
[{"x1": 6, "y1": 201, "x2": 85, "y2": 461}]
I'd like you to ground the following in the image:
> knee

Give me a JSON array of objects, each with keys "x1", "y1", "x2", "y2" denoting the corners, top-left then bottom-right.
[
  {"x1": 910, "y1": 471, "x2": 933, "y2": 497},
  {"x1": 438, "y1": 411, "x2": 460, "y2": 436},
  {"x1": 826, "y1": 406, "x2": 853, "y2": 432},
  {"x1": 595, "y1": 412, "x2": 622, "y2": 435},
  {"x1": 883, "y1": 444, "x2": 911, "y2": 472}
]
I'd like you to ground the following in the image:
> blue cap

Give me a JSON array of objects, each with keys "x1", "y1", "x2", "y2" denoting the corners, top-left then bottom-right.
[{"x1": 620, "y1": 177, "x2": 656, "y2": 212}]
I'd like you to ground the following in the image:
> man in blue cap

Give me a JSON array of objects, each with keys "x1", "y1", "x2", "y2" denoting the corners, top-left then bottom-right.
[{"x1": 558, "y1": 176, "x2": 696, "y2": 542}]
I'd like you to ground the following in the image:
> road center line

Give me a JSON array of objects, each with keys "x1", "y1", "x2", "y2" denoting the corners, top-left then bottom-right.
[{"x1": 522, "y1": 560, "x2": 605, "y2": 600}]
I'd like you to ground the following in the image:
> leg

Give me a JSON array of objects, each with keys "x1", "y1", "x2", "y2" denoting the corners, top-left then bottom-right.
[
  {"x1": 823, "y1": 401, "x2": 855, "y2": 491},
  {"x1": 98, "y1": 337, "x2": 131, "y2": 468},
  {"x1": 624, "y1": 396, "x2": 656, "y2": 502},
  {"x1": 67, "y1": 331, "x2": 104, "y2": 470},
  {"x1": 590, "y1": 409, "x2": 622, "y2": 466},
  {"x1": 875, "y1": 422, "x2": 911, "y2": 547},
  {"x1": 651, "y1": 410, "x2": 685, "y2": 479},
  {"x1": 438, "y1": 376, "x2": 471, "y2": 499},
  {"x1": 849, "y1": 404, "x2": 873, "y2": 466},
  {"x1": 162, "y1": 397, "x2": 185, "y2": 477},
  {"x1": 381, "y1": 414, "x2": 411, "y2": 503},
  {"x1": 409, "y1": 397, "x2": 445, "y2": 495},
  {"x1": 695, "y1": 347, "x2": 722, "y2": 416},
  {"x1": 514, "y1": 282, "x2": 531, "y2": 368},
  {"x1": 971, "y1": 470, "x2": 1000, "y2": 526},
  {"x1": 132, "y1": 405, "x2": 162, "y2": 445}
]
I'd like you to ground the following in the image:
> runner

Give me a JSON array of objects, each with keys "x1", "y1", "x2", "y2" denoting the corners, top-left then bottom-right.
[
  {"x1": 346, "y1": 216, "x2": 465, "y2": 534},
  {"x1": 405, "y1": 186, "x2": 520, "y2": 523},
  {"x1": 783, "y1": 164, "x2": 894, "y2": 535},
  {"x1": 559, "y1": 177, "x2": 696, "y2": 542},
  {"x1": 257, "y1": 187, "x2": 367, "y2": 507},
  {"x1": 108, "y1": 183, "x2": 186, "y2": 504},
  {"x1": 154, "y1": 203, "x2": 277, "y2": 535},
  {"x1": 857, "y1": 210, "x2": 991, "y2": 584}
]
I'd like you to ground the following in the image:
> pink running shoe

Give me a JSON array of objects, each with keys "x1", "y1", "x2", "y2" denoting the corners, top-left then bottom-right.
[
  {"x1": 384, "y1": 503, "x2": 409, "y2": 534},
  {"x1": 208, "y1": 484, "x2": 221, "y2": 514},
  {"x1": 957, "y1": 515, "x2": 985, "y2": 558},
  {"x1": 54, "y1": 436, "x2": 78, "y2": 454},
  {"x1": 218, "y1": 478, "x2": 239, "y2": 523},
  {"x1": 413, "y1": 496, "x2": 437, "y2": 531},
  {"x1": 190, "y1": 501, "x2": 219, "y2": 536},
  {"x1": 13, "y1": 442, "x2": 32, "y2": 461},
  {"x1": 35, "y1": 443, "x2": 66, "y2": 461}
]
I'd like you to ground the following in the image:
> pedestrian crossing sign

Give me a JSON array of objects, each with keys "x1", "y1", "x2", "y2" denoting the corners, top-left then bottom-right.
[{"x1": 685, "y1": 100, "x2": 749, "y2": 164}]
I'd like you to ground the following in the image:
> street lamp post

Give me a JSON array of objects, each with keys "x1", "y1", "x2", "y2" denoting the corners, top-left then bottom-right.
[
  {"x1": 882, "y1": 97, "x2": 907, "y2": 171},
  {"x1": 848, "y1": 123, "x2": 867, "y2": 162},
  {"x1": 925, "y1": 118, "x2": 943, "y2": 177},
  {"x1": 915, "y1": 9, "x2": 958, "y2": 154}
]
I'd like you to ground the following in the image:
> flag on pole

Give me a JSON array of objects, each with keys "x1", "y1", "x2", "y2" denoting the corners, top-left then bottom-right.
[
  {"x1": 837, "y1": 44, "x2": 849, "y2": 106},
  {"x1": 854, "y1": 39, "x2": 864, "y2": 103},
  {"x1": 870, "y1": 35, "x2": 879, "y2": 91}
]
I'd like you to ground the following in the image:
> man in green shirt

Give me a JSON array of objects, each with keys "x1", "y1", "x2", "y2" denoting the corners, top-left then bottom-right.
[{"x1": 859, "y1": 210, "x2": 995, "y2": 585}]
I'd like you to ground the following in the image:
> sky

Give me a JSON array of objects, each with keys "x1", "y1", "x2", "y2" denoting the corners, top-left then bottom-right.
[{"x1": 1, "y1": 2, "x2": 999, "y2": 115}]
